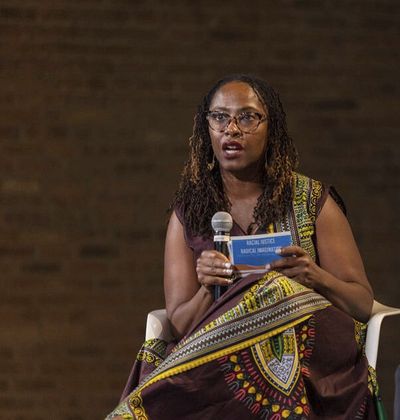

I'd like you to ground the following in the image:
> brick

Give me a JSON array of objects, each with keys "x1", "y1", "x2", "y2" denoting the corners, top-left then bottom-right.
[
  {"x1": 79, "y1": 244, "x2": 119, "y2": 258},
  {"x1": 0, "y1": 1, "x2": 398, "y2": 418}
]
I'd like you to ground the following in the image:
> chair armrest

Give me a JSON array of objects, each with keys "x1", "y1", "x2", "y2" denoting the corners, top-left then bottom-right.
[
  {"x1": 145, "y1": 309, "x2": 174, "y2": 342},
  {"x1": 365, "y1": 300, "x2": 400, "y2": 369}
]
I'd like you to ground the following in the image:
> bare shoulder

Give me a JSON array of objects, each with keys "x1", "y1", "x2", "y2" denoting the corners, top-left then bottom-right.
[
  {"x1": 316, "y1": 193, "x2": 350, "y2": 235},
  {"x1": 316, "y1": 194, "x2": 372, "y2": 292}
]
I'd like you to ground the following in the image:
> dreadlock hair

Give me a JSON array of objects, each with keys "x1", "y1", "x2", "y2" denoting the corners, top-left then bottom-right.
[{"x1": 170, "y1": 74, "x2": 298, "y2": 237}]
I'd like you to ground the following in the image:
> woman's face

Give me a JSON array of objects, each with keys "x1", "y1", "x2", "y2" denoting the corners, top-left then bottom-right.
[{"x1": 208, "y1": 81, "x2": 268, "y2": 177}]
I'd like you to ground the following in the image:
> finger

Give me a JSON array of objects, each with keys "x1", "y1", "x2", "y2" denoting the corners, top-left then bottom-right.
[
  {"x1": 209, "y1": 258, "x2": 232, "y2": 270},
  {"x1": 200, "y1": 259, "x2": 232, "y2": 271},
  {"x1": 197, "y1": 257, "x2": 232, "y2": 271},
  {"x1": 269, "y1": 256, "x2": 299, "y2": 270},
  {"x1": 196, "y1": 264, "x2": 233, "y2": 277},
  {"x1": 200, "y1": 250, "x2": 231, "y2": 263},
  {"x1": 276, "y1": 245, "x2": 306, "y2": 257},
  {"x1": 278, "y1": 266, "x2": 303, "y2": 278},
  {"x1": 198, "y1": 257, "x2": 232, "y2": 271}
]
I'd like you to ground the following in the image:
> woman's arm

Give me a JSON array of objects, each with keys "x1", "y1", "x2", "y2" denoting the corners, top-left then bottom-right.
[
  {"x1": 164, "y1": 211, "x2": 232, "y2": 339},
  {"x1": 269, "y1": 195, "x2": 374, "y2": 322}
]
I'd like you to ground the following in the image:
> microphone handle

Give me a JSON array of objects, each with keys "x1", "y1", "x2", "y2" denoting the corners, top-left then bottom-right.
[{"x1": 213, "y1": 239, "x2": 230, "y2": 301}]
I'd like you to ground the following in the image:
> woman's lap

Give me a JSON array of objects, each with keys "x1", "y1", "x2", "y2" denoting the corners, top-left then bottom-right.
[{"x1": 106, "y1": 276, "x2": 376, "y2": 419}]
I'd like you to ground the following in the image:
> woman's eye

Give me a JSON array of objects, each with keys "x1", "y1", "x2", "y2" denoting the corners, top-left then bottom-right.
[
  {"x1": 240, "y1": 113, "x2": 256, "y2": 122},
  {"x1": 213, "y1": 113, "x2": 228, "y2": 121}
]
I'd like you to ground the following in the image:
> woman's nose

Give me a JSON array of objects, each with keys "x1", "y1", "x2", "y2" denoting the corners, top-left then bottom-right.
[{"x1": 224, "y1": 117, "x2": 241, "y2": 135}]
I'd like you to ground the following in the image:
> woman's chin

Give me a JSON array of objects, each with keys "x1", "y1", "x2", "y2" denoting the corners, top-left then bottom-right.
[{"x1": 218, "y1": 160, "x2": 263, "y2": 178}]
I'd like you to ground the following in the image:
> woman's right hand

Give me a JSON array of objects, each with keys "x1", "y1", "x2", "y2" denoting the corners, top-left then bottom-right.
[
  {"x1": 164, "y1": 212, "x2": 234, "y2": 338},
  {"x1": 196, "y1": 250, "x2": 234, "y2": 289}
]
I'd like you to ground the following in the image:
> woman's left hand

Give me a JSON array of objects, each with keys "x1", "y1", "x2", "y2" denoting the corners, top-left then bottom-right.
[{"x1": 268, "y1": 245, "x2": 322, "y2": 289}]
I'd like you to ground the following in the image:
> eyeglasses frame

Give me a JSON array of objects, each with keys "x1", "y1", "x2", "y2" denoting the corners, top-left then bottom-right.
[{"x1": 206, "y1": 110, "x2": 267, "y2": 134}]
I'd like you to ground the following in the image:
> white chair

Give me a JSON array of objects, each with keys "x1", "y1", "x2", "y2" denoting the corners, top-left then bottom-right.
[
  {"x1": 145, "y1": 309, "x2": 173, "y2": 342},
  {"x1": 145, "y1": 300, "x2": 400, "y2": 370},
  {"x1": 365, "y1": 300, "x2": 400, "y2": 369}
]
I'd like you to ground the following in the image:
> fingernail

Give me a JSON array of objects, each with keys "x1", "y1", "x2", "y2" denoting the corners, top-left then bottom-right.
[
  {"x1": 265, "y1": 264, "x2": 271, "y2": 270},
  {"x1": 224, "y1": 262, "x2": 232, "y2": 269},
  {"x1": 275, "y1": 248, "x2": 282, "y2": 254},
  {"x1": 225, "y1": 279, "x2": 233, "y2": 284},
  {"x1": 225, "y1": 268, "x2": 233, "y2": 275}
]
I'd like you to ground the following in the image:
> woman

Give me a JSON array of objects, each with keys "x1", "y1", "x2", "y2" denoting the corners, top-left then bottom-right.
[{"x1": 107, "y1": 74, "x2": 378, "y2": 419}]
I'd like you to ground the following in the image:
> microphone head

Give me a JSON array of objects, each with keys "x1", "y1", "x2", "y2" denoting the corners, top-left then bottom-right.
[{"x1": 211, "y1": 211, "x2": 233, "y2": 233}]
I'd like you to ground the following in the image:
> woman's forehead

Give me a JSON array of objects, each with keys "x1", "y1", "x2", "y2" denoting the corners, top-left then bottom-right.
[{"x1": 210, "y1": 81, "x2": 265, "y2": 111}]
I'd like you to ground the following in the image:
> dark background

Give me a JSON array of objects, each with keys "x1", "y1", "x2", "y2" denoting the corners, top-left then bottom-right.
[{"x1": 0, "y1": 1, "x2": 399, "y2": 419}]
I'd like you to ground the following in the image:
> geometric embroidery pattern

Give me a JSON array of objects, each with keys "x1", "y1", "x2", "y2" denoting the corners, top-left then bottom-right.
[
  {"x1": 136, "y1": 338, "x2": 168, "y2": 368},
  {"x1": 218, "y1": 314, "x2": 317, "y2": 419},
  {"x1": 252, "y1": 327, "x2": 300, "y2": 396}
]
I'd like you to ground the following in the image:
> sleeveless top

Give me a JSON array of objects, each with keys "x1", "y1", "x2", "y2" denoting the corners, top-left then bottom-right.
[{"x1": 175, "y1": 172, "x2": 345, "y2": 264}]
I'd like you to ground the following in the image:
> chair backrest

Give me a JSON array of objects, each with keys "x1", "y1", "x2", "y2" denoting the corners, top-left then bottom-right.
[
  {"x1": 145, "y1": 309, "x2": 173, "y2": 342},
  {"x1": 365, "y1": 300, "x2": 400, "y2": 370}
]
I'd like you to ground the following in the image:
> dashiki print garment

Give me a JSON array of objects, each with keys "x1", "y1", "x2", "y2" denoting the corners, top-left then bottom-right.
[{"x1": 106, "y1": 173, "x2": 379, "y2": 420}]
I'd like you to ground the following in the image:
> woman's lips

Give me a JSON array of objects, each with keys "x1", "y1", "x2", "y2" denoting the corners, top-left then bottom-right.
[{"x1": 222, "y1": 141, "x2": 243, "y2": 158}]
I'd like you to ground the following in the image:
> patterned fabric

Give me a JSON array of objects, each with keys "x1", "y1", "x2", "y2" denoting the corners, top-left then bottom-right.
[
  {"x1": 105, "y1": 173, "x2": 378, "y2": 420},
  {"x1": 136, "y1": 339, "x2": 167, "y2": 369}
]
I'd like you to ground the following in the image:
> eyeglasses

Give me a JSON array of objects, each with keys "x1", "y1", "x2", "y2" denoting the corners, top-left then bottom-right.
[{"x1": 206, "y1": 111, "x2": 267, "y2": 134}]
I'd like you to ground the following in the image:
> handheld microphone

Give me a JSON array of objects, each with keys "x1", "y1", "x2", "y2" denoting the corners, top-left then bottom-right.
[{"x1": 211, "y1": 211, "x2": 233, "y2": 300}]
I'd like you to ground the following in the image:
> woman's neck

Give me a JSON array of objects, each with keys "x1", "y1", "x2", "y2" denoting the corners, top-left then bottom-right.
[
  {"x1": 220, "y1": 169, "x2": 263, "y2": 200},
  {"x1": 220, "y1": 169, "x2": 263, "y2": 234}
]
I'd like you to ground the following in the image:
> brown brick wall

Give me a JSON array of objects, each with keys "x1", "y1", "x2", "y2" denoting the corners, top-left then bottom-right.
[{"x1": 0, "y1": 1, "x2": 399, "y2": 418}]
